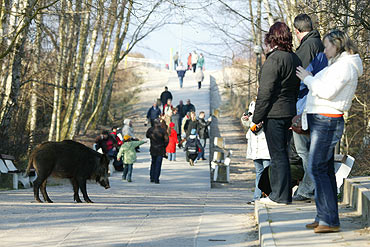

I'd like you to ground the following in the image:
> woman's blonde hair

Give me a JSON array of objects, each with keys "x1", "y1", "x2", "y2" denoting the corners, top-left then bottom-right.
[{"x1": 323, "y1": 29, "x2": 358, "y2": 55}]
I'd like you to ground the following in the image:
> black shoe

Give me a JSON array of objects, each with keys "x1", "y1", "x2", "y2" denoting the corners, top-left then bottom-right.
[
  {"x1": 155, "y1": 181, "x2": 160, "y2": 184},
  {"x1": 127, "y1": 179, "x2": 132, "y2": 182},
  {"x1": 293, "y1": 194, "x2": 311, "y2": 201},
  {"x1": 150, "y1": 179, "x2": 154, "y2": 183},
  {"x1": 201, "y1": 158, "x2": 207, "y2": 161}
]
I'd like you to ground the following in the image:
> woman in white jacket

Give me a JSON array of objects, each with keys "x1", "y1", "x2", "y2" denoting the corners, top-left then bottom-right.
[
  {"x1": 241, "y1": 101, "x2": 270, "y2": 204},
  {"x1": 296, "y1": 29, "x2": 363, "y2": 233}
]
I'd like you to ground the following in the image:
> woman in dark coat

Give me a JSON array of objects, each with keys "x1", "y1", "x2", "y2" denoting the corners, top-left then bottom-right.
[
  {"x1": 146, "y1": 119, "x2": 169, "y2": 184},
  {"x1": 252, "y1": 22, "x2": 302, "y2": 205}
]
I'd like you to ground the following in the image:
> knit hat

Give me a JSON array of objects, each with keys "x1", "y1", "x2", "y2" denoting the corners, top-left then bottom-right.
[
  {"x1": 169, "y1": 122, "x2": 175, "y2": 128},
  {"x1": 123, "y1": 135, "x2": 131, "y2": 141},
  {"x1": 191, "y1": 129, "x2": 196, "y2": 135}
]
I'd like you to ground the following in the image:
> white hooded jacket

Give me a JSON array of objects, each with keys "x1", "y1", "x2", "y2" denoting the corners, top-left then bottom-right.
[
  {"x1": 242, "y1": 101, "x2": 270, "y2": 160},
  {"x1": 303, "y1": 52, "x2": 363, "y2": 114}
]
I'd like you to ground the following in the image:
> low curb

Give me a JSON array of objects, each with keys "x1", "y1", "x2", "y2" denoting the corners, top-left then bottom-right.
[
  {"x1": 255, "y1": 201, "x2": 276, "y2": 247},
  {"x1": 343, "y1": 176, "x2": 370, "y2": 226}
]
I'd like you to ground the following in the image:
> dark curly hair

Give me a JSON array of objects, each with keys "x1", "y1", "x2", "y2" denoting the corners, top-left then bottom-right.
[{"x1": 264, "y1": 22, "x2": 293, "y2": 52}]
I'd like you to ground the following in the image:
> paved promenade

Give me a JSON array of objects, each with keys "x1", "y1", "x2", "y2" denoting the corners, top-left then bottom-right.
[{"x1": 0, "y1": 68, "x2": 258, "y2": 247}]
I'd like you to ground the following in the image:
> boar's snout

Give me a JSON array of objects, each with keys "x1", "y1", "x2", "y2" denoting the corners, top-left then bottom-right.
[{"x1": 98, "y1": 176, "x2": 110, "y2": 189}]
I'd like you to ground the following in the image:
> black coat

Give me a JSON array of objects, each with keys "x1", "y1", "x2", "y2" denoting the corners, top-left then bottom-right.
[
  {"x1": 253, "y1": 49, "x2": 302, "y2": 124},
  {"x1": 146, "y1": 123, "x2": 169, "y2": 156},
  {"x1": 160, "y1": 91, "x2": 173, "y2": 106},
  {"x1": 184, "y1": 136, "x2": 203, "y2": 154},
  {"x1": 184, "y1": 103, "x2": 196, "y2": 114},
  {"x1": 184, "y1": 119, "x2": 199, "y2": 137},
  {"x1": 176, "y1": 104, "x2": 186, "y2": 118},
  {"x1": 295, "y1": 30, "x2": 324, "y2": 68},
  {"x1": 147, "y1": 106, "x2": 161, "y2": 120},
  {"x1": 198, "y1": 118, "x2": 211, "y2": 139}
]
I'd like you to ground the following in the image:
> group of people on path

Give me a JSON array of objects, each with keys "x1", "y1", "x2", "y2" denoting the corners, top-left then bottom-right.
[
  {"x1": 94, "y1": 120, "x2": 145, "y2": 182},
  {"x1": 242, "y1": 14, "x2": 362, "y2": 234},
  {"x1": 174, "y1": 51, "x2": 205, "y2": 89},
  {"x1": 145, "y1": 86, "x2": 212, "y2": 181},
  {"x1": 95, "y1": 85, "x2": 212, "y2": 185}
]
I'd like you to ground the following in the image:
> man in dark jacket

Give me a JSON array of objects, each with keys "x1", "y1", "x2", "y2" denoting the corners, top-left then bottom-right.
[
  {"x1": 184, "y1": 128, "x2": 203, "y2": 166},
  {"x1": 292, "y1": 14, "x2": 327, "y2": 201},
  {"x1": 183, "y1": 99, "x2": 196, "y2": 115},
  {"x1": 160, "y1": 86, "x2": 173, "y2": 111},
  {"x1": 147, "y1": 102, "x2": 161, "y2": 127},
  {"x1": 146, "y1": 119, "x2": 169, "y2": 184}
]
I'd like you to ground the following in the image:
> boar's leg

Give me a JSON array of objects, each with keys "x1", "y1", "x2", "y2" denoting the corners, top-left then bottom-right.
[
  {"x1": 40, "y1": 180, "x2": 53, "y2": 203},
  {"x1": 33, "y1": 177, "x2": 44, "y2": 203},
  {"x1": 70, "y1": 178, "x2": 82, "y2": 203},
  {"x1": 77, "y1": 178, "x2": 93, "y2": 203}
]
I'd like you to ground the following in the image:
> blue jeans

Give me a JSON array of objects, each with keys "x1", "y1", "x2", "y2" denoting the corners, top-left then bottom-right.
[
  {"x1": 308, "y1": 114, "x2": 344, "y2": 227},
  {"x1": 197, "y1": 139, "x2": 206, "y2": 160},
  {"x1": 293, "y1": 132, "x2": 315, "y2": 198},
  {"x1": 264, "y1": 118, "x2": 292, "y2": 203},
  {"x1": 122, "y1": 164, "x2": 133, "y2": 180},
  {"x1": 168, "y1": 152, "x2": 176, "y2": 161},
  {"x1": 179, "y1": 77, "x2": 184, "y2": 88},
  {"x1": 150, "y1": 155, "x2": 163, "y2": 183},
  {"x1": 253, "y1": 159, "x2": 270, "y2": 200}
]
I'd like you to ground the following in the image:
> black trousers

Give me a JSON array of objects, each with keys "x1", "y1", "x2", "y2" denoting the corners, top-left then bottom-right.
[
  {"x1": 264, "y1": 117, "x2": 292, "y2": 203},
  {"x1": 192, "y1": 64, "x2": 197, "y2": 72}
]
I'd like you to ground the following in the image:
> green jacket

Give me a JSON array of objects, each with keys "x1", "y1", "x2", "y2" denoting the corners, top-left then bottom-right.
[{"x1": 117, "y1": 140, "x2": 145, "y2": 164}]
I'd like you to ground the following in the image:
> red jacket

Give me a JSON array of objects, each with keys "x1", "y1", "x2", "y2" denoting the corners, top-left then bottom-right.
[
  {"x1": 166, "y1": 128, "x2": 178, "y2": 153},
  {"x1": 110, "y1": 131, "x2": 123, "y2": 146}
]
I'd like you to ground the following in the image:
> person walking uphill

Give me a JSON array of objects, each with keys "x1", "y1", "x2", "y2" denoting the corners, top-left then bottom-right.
[
  {"x1": 253, "y1": 22, "x2": 302, "y2": 205},
  {"x1": 197, "y1": 111, "x2": 212, "y2": 160},
  {"x1": 146, "y1": 119, "x2": 169, "y2": 184},
  {"x1": 117, "y1": 136, "x2": 146, "y2": 182},
  {"x1": 296, "y1": 29, "x2": 363, "y2": 233},
  {"x1": 292, "y1": 13, "x2": 327, "y2": 201}
]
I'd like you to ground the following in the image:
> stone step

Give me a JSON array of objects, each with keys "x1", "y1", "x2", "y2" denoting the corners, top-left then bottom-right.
[{"x1": 343, "y1": 176, "x2": 370, "y2": 226}]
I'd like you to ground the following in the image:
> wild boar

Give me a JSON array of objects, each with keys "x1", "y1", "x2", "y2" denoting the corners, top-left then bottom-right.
[{"x1": 26, "y1": 140, "x2": 110, "y2": 203}]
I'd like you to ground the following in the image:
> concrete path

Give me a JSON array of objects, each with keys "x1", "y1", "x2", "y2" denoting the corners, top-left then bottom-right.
[{"x1": 0, "y1": 68, "x2": 258, "y2": 247}]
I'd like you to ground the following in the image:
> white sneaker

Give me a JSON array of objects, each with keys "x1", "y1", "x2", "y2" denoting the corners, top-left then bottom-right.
[{"x1": 259, "y1": 197, "x2": 288, "y2": 206}]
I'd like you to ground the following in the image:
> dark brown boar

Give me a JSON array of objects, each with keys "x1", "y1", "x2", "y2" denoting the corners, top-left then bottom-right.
[{"x1": 26, "y1": 140, "x2": 110, "y2": 203}]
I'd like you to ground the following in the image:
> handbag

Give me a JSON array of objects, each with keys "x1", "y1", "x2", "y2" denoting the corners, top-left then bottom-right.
[{"x1": 291, "y1": 114, "x2": 309, "y2": 135}]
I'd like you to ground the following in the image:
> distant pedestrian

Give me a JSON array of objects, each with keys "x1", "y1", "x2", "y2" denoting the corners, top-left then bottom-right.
[
  {"x1": 191, "y1": 51, "x2": 198, "y2": 72},
  {"x1": 160, "y1": 86, "x2": 173, "y2": 112},
  {"x1": 176, "y1": 62, "x2": 187, "y2": 88},
  {"x1": 122, "y1": 118, "x2": 140, "y2": 152},
  {"x1": 184, "y1": 129, "x2": 203, "y2": 166},
  {"x1": 166, "y1": 122, "x2": 178, "y2": 161},
  {"x1": 197, "y1": 53, "x2": 205, "y2": 70},
  {"x1": 146, "y1": 101, "x2": 161, "y2": 127},
  {"x1": 184, "y1": 99, "x2": 196, "y2": 115},
  {"x1": 171, "y1": 108, "x2": 181, "y2": 141},
  {"x1": 187, "y1": 53, "x2": 192, "y2": 70},
  {"x1": 176, "y1": 100, "x2": 186, "y2": 120},
  {"x1": 163, "y1": 98, "x2": 173, "y2": 116},
  {"x1": 117, "y1": 135, "x2": 146, "y2": 182},
  {"x1": 146, "y1": 119, "x2": 169, "y2": 184},
  {"x1": 197, "y1": 111, "x2": 212, "y2": 161},
  {"x1": 173, "y1": 51, "x2": 179, "y2": 69},
  {"x1": 195, "y1": 69, "x2": 204, "y2": 89}
]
